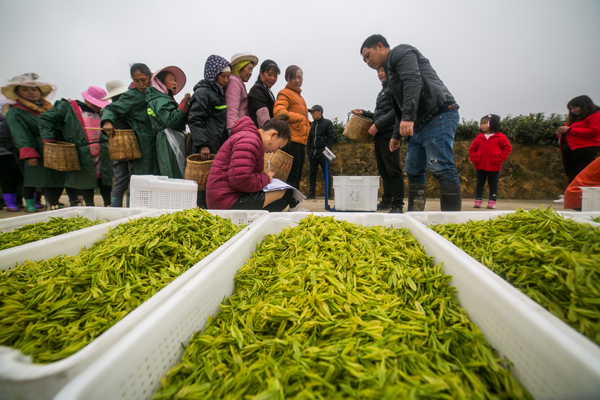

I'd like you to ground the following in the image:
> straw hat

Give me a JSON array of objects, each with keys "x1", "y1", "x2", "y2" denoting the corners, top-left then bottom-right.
[
  {"x1": 0, "y1": 100, "x2": 9, "y2": 119},
  {"x1": 102, "y1": 80, "x2": 128, "y2": 100},
  {"x1": 82, "y1": 86, "x2": 110, "y2": 109},
  {"x1": 230, "y1": 52, "x2": 259, "y2": 68},
  {"x1": 1, "y1": 73, "x2": 56, "y2": 101},
  {"x1": 151, "y1": 66, "x2": 187, "y2": 95}
]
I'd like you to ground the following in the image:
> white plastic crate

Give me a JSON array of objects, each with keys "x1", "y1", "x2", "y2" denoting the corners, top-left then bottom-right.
[
  {"x1": 333, "y1": 175, "x2": 379, "y2": 211},
  {"x1": 129, "y1": 175, "x2": 198, "y2": 209},
  {"x1": 0, "y1": 207, "x2": 155, "y2": 270},
  {"x1": 562, "y1": 211, "x2": 600, "y2": 226},
  {"x1": 0, "y1": 209, "x2": 268, "y2": 400},
  {"x1": 580, "y1": 187, "x2": 600, "y2": 212},
  {"x1": 55, "y1": 212, "x2": 600, "y2": 400}
]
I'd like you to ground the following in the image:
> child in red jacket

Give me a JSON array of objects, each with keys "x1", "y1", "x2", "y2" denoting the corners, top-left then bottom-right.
[{"x1": 469, "y1": 114, "x2": 512, "y2": 209}]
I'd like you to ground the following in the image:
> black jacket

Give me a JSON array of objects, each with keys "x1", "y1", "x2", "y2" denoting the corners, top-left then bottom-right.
[
  {"x1": 0, "y1": 119, "x2": 17, "y2": 157},
  {"x1": 248, "y1": 80, "x2": 275, "y2": 128},
  {"x1": 306, "y1": 117, "x2": 334, "y2": 158},
  {"x1": 188, "y1": 79, "x2": 228, "y2": 155},
  {"x1": 384, "y1": 44, "x2": 455, "y2": 137},
  {"x1": 361, "y1": 81, "x2": 396, "y2": 139}
]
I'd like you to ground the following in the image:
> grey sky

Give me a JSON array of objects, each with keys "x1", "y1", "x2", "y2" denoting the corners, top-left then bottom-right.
[{"x1": 1, "y1": 0, "x2": 599, "y2": 124}]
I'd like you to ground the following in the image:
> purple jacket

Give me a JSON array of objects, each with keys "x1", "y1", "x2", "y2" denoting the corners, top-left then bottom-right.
[
  {"x1": 206, "y1": 116, "x2": 270, "y2": 209},
  {"x1": 225, "y1": 74, "x2": 249, "y2": 130}
]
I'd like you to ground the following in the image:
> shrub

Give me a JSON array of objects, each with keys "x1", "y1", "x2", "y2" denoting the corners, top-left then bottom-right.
[
  {"x1": 456, "y1": 113, "x2": 566, "y2": 145},
  {"x1": 332, "y1": 117, "x2": 352, "y2": 144}
]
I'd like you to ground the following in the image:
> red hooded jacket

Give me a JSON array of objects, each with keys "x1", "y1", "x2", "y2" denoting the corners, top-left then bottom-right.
[
  {"x1": 206, "y1": 116, "x2": 270, "y2": 209},
  {"x1": 469, "y1": 132, "x2": 512, "y2": 172},
  {"x1": 562, "y1": 111, "x2": 600, "y2": 151}
]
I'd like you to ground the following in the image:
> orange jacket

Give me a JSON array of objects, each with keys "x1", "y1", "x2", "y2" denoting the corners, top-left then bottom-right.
[
  {"x1": 564, "y1": 157, "x2": 600, "y2": 210},
  {"x1": 273, "y1": 84, "x2": 310, "y2": 145}
]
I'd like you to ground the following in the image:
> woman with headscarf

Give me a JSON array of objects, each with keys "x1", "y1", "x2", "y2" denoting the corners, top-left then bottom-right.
[
  {"x1": 188, "y1": 55, "x2": 231, "y2": 208},
  {"x1": 273, "y1": 65, "x2": 311, "y2": 211},
  {"x1": 146, "y1": 66, "x2": 191, "y2": 178},
  {"x1": 225, "y1": 52, "x2": 258, "y2": 133},
  {"x1": 248, "y1": 59, "x2": 280, "y2": 128},
  {"x1": 39, "y1": 86, "x2": 113, "y2": 207},
  {"x1": 101, "y1": 63, "x2": 159, "y2": 177},
  {"x1": 1, "y1": 73, "x2": 65, "y2": 211}
]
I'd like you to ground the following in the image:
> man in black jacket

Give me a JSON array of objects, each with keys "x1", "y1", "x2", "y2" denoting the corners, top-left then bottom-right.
[
  {"x1": 352, "y1": 67, "x2": 404, "y2": 213},
  {"x1": 360, "y1": 34, "x2": 462, "y2": 211},
  {"x1": 306, "y1": 105, "x2": 334, "y2": 199}
]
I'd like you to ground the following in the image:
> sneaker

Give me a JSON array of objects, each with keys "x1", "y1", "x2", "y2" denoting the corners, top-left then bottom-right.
[
  {"x1": 389, "y1": 207, "x2": 403, "y2": 214},
  {"x1": 553, "y1": 194, "x2": 564, "y2": 204},
  {"x1": 377, "y1": 201, "x2": 392, "y2": 210},
  {"x1": 288, "y1": 204, "x2": 312, "y2": 212},
  {"x1": 487, "y1": 200, "x2": 496, "y2": 209},
  {"x1": 306, "y1": 193, "x2": 316, "y2": 200},
  {"x1": 473, "y1": 200, "x2": 482, "y2": 208}
]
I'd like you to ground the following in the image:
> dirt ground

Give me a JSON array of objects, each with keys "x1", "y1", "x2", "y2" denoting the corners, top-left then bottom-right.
[{"x1": 0, "y1": 194, "x2": 566, "y2": 219}]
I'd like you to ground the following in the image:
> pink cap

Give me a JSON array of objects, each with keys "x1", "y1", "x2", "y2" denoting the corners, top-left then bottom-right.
[{"x1": 82, "y1": 86, "x2": 110, "y2": 109}]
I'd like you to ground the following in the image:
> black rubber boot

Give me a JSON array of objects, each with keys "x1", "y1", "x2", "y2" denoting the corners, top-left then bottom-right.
[
  {"x1": 440, "y1": 184, "x2": 462, "y2": 211},
  {"x1": 407, "y1": 183, "x2": 427, "y2": 212}
]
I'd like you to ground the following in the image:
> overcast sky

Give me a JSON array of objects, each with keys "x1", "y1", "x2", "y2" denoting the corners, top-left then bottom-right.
[{"x1": 1, "y1": 0, "x2": 599, "y2": 124}]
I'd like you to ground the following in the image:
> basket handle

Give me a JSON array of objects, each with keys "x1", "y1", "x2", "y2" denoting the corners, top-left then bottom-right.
[{"x1": 346, "y1": 111, "x2": 352, "y2": 122}]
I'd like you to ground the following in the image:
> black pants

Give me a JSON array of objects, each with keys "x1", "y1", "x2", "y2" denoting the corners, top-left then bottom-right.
[
  {"x1": 230, "y1": 189, "x2": 298, "y2": 212},
  {"x1": 475, "y1": 170, "x2": 500, "y2": 201},
  {"x1": 561, "y1": 146, "x2": 599, "y2": 184},
  {"x1": 80, "y1": 179, "x2": 112, "y2": 207},
  {"x1": 281, "y1": 141, "x2": 305, "y2": 190},
  {"x1": 0, "y1": 154, "x2": 23, "y2": 193},
  {"x1": 374, "y1": 134, "x2": 404, "y2": 207},
  {"x1": 308, "y1": 154, "x2": 332, "y2": 195}
]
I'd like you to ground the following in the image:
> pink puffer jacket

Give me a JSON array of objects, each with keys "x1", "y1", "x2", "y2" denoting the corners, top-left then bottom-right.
[{"x1": 206, "y1": 116, "x2": 270, "y2": 209}]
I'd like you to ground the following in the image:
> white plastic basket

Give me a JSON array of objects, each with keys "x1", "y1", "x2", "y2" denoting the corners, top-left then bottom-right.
[
  {"x1": 129, "y1": 175, "x2": 198, "y2": 209},
  {"x1": 0, "y1": 207, "x2": 155, "y2": 271},
  {"x1": 0, "y1": 209, "x2": 268, "y2": 400},
  {"x1": 55, "y1": 212, "x2": 600, "y2": 400},
  {"x1": 562, "y1": 211, "x2": 600, "y2": 226},
  {"x1": 333, "y1": 176, "x2": 379, "y2": 211},
  {"x1": 580, "y1": 187, "x2": 600, "y2": 212}
]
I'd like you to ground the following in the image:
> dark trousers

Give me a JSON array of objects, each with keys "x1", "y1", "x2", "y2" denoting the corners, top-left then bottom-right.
[
  {"x1": 561, "y1": 146, "x2": 599, "y2": 184},
  {"x1": 0, "y1": 154, "x2": 23, "y2": 193},
  {"x1": 281, "y1": 141, "x2": 305, "y2": 190},
  {"x1": 374, "y1": 134, "x2": 404, "y2": 207},
  {"x1": 308, "y1": 154, "x2": 332, "y2": 195},
  {"x1": 111, "y1": 160, "x2": 133, "y2": 198},
  {"x1": 475, "y1": 170, "x2": 500, "y2": 201}
]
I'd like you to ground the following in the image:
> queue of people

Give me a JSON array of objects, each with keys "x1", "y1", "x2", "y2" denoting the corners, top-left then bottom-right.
[
  {"x1": 0, "y1": 53, "x2": 313, "y2": 213},
  {"x1": 1, "y1": 38, "x2": 598, "y2": 214}
]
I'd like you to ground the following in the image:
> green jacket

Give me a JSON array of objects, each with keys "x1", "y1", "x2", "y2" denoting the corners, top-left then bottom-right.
[
  {"x1": 6, "y1": 106, "x2": 65, "y2": 188},
  {"x1": 39, "y1": 99, "x2": 112, "y2": 190},
  {"x1": 101, "y1": 88, "x2": 159, "y2": 175},
  {"x1": 146, "y1": 87, "x2": 187, "y2": 178}
]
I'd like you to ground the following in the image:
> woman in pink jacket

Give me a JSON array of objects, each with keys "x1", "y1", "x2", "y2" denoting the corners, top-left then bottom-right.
[
  {"x1": 469, "y1": 114, "x2": 512, "y2": 209},
  {"x1": 225, "y1": 52, "x2": 258, "y2": 133},
  {"x1": 206, "y1": 115, "x2": 300, "y2": 211}
]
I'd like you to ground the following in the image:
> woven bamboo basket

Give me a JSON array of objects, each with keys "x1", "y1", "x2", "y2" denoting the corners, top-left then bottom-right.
[
  {"x1": 343, "y1": 114, "x2": 373, "y2": 143},
  {"x1": 184, "y1": 154, "x2": 215, "y2": 191},
  {"x1": 263, "y1": 150, "x2": 294, "y2": 182},
  {"x1": 109, "y1": 129, "x2": 142, "y2": 161},
  {"x1": 43, "y1": 141, "x2": 80, "y2": 171}
]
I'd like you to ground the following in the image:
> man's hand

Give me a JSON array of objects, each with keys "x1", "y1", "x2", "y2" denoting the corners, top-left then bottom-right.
[
  {"x1": 26, "y1": 158, "x2": 39, "y2": 166},
  {"x1": 266, "y1": 171, "x2": 275, "y2": 183},
  {"x1": 368, "y1": 124, "x2": 378, "y2": 136},
  {"x1": 200, "y1": 146, "x2": 211, "y2": 161},
  {"x1": 351, "y1": 109, "x2": 362, "y2": 116},
  {"x1": 399, "y1": 121, "x2": 414, "y2": 137},
  {"x1": 102, "y1": 121, "x2": 115, "y2": 138},
  {"x1": 389, "y1": 139, "x2": 401, "y2": 152}
]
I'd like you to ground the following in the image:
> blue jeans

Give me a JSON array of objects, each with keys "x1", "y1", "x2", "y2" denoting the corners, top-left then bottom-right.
[{"x1": 405, "y1": 109, "x2": 460, "y2": 186}]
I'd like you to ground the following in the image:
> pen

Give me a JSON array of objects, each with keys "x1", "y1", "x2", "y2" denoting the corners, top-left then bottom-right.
[{"x1": 268, "y1": 161, "x2": 270, "y2": 172}]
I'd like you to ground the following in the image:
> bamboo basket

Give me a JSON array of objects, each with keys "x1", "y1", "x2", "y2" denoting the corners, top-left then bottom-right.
[
  {"x1": 343, "y1": 114, "x2": 373, "y2": 143},
  {"x1": 108, "y1": 129, "x2": 142, "y2": 161},
  {"x1": 43, "y1": 141, "x2": 80, "y2": 171},
  {"x1": 263, "y1": 150, "x2": 294, "y2": 182},
  {"x1": 184, "y1": 154, "x2": 215, "y2": 191}
]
